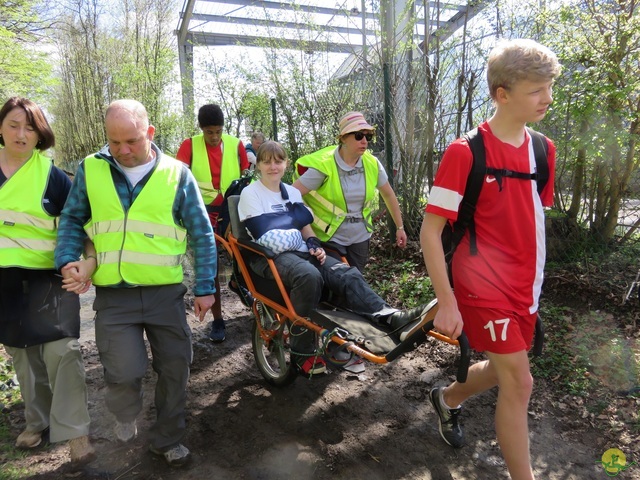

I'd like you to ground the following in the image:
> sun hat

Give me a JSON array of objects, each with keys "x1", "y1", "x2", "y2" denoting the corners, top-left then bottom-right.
[{"x1": 338, "y1": 111, "x2": 375, "y2": 137}]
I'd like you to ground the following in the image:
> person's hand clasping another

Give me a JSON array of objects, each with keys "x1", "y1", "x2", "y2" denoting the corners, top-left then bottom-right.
[
  {"x1": 61, "y1": 256, "x2": 97, "y2": 294},
  {"x1": 194, "y1": 295, "x2": 215, "y2": 322},
  {"x1": 306, "y1": 236, "x2": 326, "y2": 265}
]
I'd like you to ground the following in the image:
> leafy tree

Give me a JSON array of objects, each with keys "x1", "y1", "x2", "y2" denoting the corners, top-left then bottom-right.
[
  {"x1": 51, "y1": 0, "x2": 184, "y2": 170},
  {"x1": 50, "y1": 0, "x2": 113, "y2": 169},
  {"x1": 542, "y1": 0, "x2": 640, "y2": 242},
  {"x1": 0, "y1": 0, "x2": 53, "y2": 100}
]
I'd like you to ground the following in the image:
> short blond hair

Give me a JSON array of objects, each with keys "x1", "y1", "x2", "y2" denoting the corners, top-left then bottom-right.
[{"x1": 487, "y1": 39, "x2": 561, "y2": 99}]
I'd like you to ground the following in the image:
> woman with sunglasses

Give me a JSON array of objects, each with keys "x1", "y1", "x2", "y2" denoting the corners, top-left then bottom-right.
[{"x1": 293, "y1": 111, "x2": 406, "y2": 272}]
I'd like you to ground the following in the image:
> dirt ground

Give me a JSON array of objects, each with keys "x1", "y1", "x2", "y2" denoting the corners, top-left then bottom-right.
[{"x1": 3, "y1": 284, "x2": 622, "y2": 480}]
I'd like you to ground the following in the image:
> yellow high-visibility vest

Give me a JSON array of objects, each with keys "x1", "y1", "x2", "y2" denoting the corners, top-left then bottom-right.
[
  {"x1": 191, "y1": 133, "x2": 241, "y2": 204},
  {"x1": 0, "y1": 151, "x2": 57, "y2": 269},
  {"x1": 83, "y1": 155, "x2": 187, "y2": 286},
  {"x1": 294, "y1": 146, "x2": 378, "y2": 241}
]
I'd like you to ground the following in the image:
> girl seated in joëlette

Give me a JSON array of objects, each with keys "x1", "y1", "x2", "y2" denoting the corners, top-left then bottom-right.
[{"x1": 237, "y1": 141, "x2": 428, "y2": 376}]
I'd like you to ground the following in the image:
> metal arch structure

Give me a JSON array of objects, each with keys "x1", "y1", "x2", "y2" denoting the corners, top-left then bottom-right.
[{"x1": 176, "y1": 0, "x2": 488, "y2": 113}]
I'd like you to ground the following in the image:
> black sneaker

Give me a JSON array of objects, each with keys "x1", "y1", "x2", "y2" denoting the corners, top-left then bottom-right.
[
  {"x1": 208, "y1": 318, "x2": 226, "y2": 343},
  {"x1": 428, "y1": 387, "x2": 464, "y2": 448}
]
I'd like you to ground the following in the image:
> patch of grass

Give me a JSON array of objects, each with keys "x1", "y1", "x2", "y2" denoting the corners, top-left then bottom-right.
[
  {"x1": 0, "y1": 421, "x2": 29, "y2": 480},
  {"x1": 532, "y1": 306, "x2": 640, "y2": 398},
  {"x1": 0, "y1": 354, "x2": 21, "y2": 409},
  {"x1": 0, "y1": 351, "x2": 29, "y2": 480},
  {"x1": 531, "y1": 305, "x2": 595, "y2": 396},
  {"x1": 366, "y1": 259, "x2": 434, "y2": 308}
]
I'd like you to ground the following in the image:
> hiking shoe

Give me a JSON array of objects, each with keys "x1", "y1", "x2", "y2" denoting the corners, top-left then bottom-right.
[
  {"x1": 209, "y1": 318, "x2": 226, "y2": 343},
  {"x1": 69, "y1": 435, "x2": 96, "y2": 464},
  {"x1": 228, "y1": 280, "x2": 254, "y2": 308},
  {"x1": 294, "y1": 355, "x2": 327, "y2": 376},
  {"x1": 149, "y1": 443, "x2": 191, "y2": 467},
  {"x1": 15, "y1": 429, "x2": 43, "y2": 448},
  {"x1": 114, "y1": 419, "x2": 137, "y2": 442},
  {"x1": 429, "y1": 387, "x2": 464, "y2": 448}
]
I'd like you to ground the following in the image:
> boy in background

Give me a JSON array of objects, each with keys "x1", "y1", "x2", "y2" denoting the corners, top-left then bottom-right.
[
  {"x1": 420, "y1": 39, "x2": 560, "y2": 480},
  {"x1": 176, "y1": 104, "x2": 250, "y2": 342}
]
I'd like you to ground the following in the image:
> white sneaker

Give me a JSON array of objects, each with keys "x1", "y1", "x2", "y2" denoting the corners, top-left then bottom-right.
[
  {"x1": 149, "y1": 443, "x2": 191, "y2": 467},
  {"x1": 114, "y1": 419, "x2": 137, "y2": 442},
  {"x1": 343, "y1": 356, "x2": 366, "y2": 374}
]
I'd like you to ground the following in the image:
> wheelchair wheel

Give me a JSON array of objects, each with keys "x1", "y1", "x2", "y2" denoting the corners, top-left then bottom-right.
[{"x1": 251, "y1": 301, "x2": 298, "y2": 386}]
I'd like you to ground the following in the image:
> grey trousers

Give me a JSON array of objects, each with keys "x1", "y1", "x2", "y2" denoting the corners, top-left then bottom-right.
[
  {"x1": 93, "y1": 284, "x2": 192, "y2": 450},
  {"x1": 327, "y1": 238, "x2": 370, "y2": 273},
  {"x1": 5, "y1": 337, "x2": 90, "y2": 443}
]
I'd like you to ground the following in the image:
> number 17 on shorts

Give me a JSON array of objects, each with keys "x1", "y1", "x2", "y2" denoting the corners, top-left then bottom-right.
[{"x1": 458, "y1": 306, "x2": 538, "y2": 354}]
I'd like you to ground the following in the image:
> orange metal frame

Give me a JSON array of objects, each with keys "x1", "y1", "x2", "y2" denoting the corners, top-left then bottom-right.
[{"x1": 215, "y1": 231, "x2": 463, "y2": 365}]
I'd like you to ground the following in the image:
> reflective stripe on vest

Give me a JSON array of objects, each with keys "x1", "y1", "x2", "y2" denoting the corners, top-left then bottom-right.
[
  {"x1": 191, "y1": 133, "x2": 241, "y2": 204},
  {"x1": 295, "y1": 146, "x2": 378, "y2": 241},
  {"x1": 83, "y1": 155, "x2": 187, "y2": 286},
  {"x1": 0, "y1": 151, "x2": 57, "y2": 269}
]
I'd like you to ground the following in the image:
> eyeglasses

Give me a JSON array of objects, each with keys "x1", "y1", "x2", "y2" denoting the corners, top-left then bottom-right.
[{"x1": 352, "y1": 131, "x2": 374, "y2": 142}]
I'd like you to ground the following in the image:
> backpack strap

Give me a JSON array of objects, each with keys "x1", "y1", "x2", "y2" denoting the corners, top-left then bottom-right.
[
  {"x1": 447, "y1": 128, "x2": 486, "y2": 259},
  {"x1": 449, "y1": 127, "x2": 550, "y2": 260},
  {"x1": 526, "y1": 127, "x2": 549, "y2": 194},
  {"x1": 279, "y1": 181, "x2": 290, "y2": 200},
  {"x1": 484, "y1": 167, "x2": 537, "y2": 192}
]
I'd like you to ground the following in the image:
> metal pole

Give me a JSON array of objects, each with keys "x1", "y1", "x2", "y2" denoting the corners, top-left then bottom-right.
[
  {"x1": 361, "y1": 0, "x2": 367, "y2": 70},
  {"x1": 383, "y1": 63, "x2": 393, "y2": 189},
  {"x1": 271, "y1": 98, "x2": 278, "y2": 142},
  {"x1": 382, "y1": 0, "x2": 395, "y2": 241}
]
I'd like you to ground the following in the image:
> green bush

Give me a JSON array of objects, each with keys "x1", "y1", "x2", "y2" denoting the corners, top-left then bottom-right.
[
  {"x1": 0, "y1": 351, "x2": 28, "y2": 479},
  {"x1": 0, "y1": 354, "x2": 20, "y2": 409}
]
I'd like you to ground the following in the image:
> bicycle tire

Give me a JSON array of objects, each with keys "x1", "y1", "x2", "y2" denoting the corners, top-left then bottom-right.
[{"x1": 251, "y1": 302, "x2": 298, "y2": 386}]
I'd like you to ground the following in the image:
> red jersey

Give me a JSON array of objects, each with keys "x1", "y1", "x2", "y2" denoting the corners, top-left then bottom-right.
[
  {"x1": 426, "y1": 122, "x2": 555, "y2": 314},
  {"x1": 176, "y1": 137, "x2": 249, "y2": 208}
]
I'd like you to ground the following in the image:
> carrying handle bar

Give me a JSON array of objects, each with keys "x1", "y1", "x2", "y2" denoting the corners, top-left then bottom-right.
[{"x1": 385, "y1": 319, "x2": 470, "y2": 383}]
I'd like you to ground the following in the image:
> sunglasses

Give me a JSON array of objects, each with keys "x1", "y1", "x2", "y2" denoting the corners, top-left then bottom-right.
[{"x1": 351, "y1": 131, "x2": 374, "y2": 142}]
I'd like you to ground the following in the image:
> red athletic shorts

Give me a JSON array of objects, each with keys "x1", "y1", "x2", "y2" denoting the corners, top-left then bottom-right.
[{"x1": 458, "y1": 305, "x2": 537, "y2": 354}]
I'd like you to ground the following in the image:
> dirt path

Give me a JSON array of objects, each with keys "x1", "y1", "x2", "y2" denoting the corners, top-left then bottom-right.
[{"x1": 5, "y1": 286, "x2": 611, "y2": 479}]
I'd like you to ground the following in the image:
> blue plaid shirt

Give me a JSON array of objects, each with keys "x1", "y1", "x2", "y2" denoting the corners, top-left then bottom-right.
[{"x1": 55, "y1": 143, "x2": 217, "y2": 296}]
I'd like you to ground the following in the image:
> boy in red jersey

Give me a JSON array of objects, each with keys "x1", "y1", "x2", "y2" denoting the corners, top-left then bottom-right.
[
  {"x1": 176, "y1": 104, "x2": 250, "y2": 342},
  {"x1": 420, "y1": 39, "x2": 560, "y2": 480}
]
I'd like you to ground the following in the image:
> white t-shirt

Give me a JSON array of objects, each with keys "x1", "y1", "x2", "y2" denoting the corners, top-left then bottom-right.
[
  {"x1": 238, "y1": 181, "x2": 310, "y2": 253},
  {"x1": 114, "y1": 157, "x2": 156, "y2": 187}
]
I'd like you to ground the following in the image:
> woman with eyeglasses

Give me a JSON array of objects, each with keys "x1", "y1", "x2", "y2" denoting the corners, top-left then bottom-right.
[{"x1": 292, "y1": 111, "x2": 406, "y2": 272}]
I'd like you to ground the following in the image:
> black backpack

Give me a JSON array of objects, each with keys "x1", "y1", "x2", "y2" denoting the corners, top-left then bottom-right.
[
  {"x1": 442, "y1": 127, "x2": 550, "y2": 274},
  {"x1": 215, "y1": 173, "x2": 254, "y2": 238}
]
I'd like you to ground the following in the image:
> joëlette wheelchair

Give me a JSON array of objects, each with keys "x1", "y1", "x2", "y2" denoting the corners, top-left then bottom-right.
[{"x1": 214, "y1": 196, "x2": 471, "y2": 387}]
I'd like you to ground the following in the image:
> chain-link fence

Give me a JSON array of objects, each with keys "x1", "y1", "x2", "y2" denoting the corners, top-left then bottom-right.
[{"x1": 197, "y1": 1, "x2": 640, "y2": 261}]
